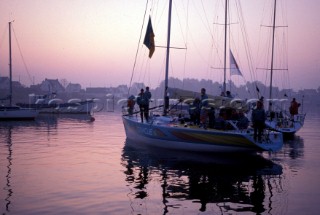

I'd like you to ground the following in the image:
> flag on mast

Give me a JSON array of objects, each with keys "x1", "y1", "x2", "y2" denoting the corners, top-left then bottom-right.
[
  {"x1": 144, "y1": 17, "x2": 155, "y2": 58},
  {"x1": 230, "y1": 50, "x2": 243, "y2": 76}
]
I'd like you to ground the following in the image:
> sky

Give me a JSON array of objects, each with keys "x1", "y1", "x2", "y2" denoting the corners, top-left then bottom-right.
[{"x1": 0, "y1": 0, "x2": 319, "y2": 91}]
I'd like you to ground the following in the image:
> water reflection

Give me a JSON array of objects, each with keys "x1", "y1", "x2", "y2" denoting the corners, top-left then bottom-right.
[
  {"x1": 37, "y1": 113, "x2": 94, "y2": 122},
  {"x1": 283, "y1": 135, "x2": 304, "y2": 159},
  {"x1": 0, "y1": 114, "x2": 94, "y2": 143},
  {"x1": 0, "y1": 114, "x2": 94, "y2": 214},
  {"x1": 0, "y1": 113, "x2": 93, "y2": 128},
  {"x1": 121, "y1": 139, "x2": 283, "y2": 214},
  {"x1": 1, "y1": 126, "x2": 13, "y2": 213}
]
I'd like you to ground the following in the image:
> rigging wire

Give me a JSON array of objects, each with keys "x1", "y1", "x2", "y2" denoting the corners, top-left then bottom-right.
[
  {"x1": 143, "y1": 0, "x2": 161, "y2": 88},
  {"x1": 227, "y1": 0, "x2": 231, "y2": 92},
  {"x1": 181, "y1": 0, "x2": 190, "y2": 91},
  {"x1": 209, "y1": 0, "x2": 227, "y2": 87},
  {"x1": 256, "y1": 0, "x2": 290, "y2": 99},
  {"x1": 127, "y1": 0, "x2": 149, "y2": 96},
  {"x1": 199, "y1": 0, "x2": 214, "y2": 36},
  {"x1": 280, "y1": 0, "x2": 291, "y2": 94},
  {"x1": 235, "y1": 0, "x2": 256, "y2": 97},
  {"x1": 12, "y1": 24, "x2": 33, "y2": 85},
  {"x1": 0, "y1": 26, "x2": 7, "y2": 51},
  {"x1": 256, "y1": 0, "x2": 272, "y2": 97},
  {"x1": 147, "y1": 0, "x2": 168, "y2": 98},
  {"x1": 211, "y1": 0, "x2": 224, "y2": 72},
  {"x1": 0, "y1": 26, "x2": 8, "y2": 76},
  {"x1": 212, "y1": 0, "x2": 224, "y2": 68},
  {"x1": 169, "y1": 0, "x2": 189, "y2": 91}
]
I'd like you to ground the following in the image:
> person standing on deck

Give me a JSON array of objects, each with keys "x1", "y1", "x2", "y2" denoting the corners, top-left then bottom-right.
[
  {"x1": 289, "y1": 98, "x2": 300, "y2": 118},
  {"x1": 127, "y1": 95, "x2": 135, "y2": 115},
  {"x1": 200, "y1": 88, "x2": 209, "y2": 129},
  {"x1": 251, "y1": 101, "x2": 266, "y2": 142},
  {"x1": 144, "y1": 86, "x2": 152, "y2": 122},
  {"x1": 189, "y1": 97, "x2": 200, "y2": 125},
  {"x1": 137, "y1": 89, "x2": 146, "y2": 123},
  {"x1": 226, "y1": 91, "x2": 233, "y2": 98}
]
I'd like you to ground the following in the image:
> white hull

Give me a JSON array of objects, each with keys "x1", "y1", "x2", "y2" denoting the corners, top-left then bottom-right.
[
  {"x1": 123, "y1": 115, "x2": 283, "y2": 153},
  {"x1": 265, "y1": 113, "x2": 305, "y2": 134},
  {"x1": 38, "y1": 102, "x2": 94, "y2": 114},
  {"x1": 18, "y1": 100, "x2": 95, "y2": 114},
  {"x1": 0, "y1": 107, "x2": 39, "y2": 120}
]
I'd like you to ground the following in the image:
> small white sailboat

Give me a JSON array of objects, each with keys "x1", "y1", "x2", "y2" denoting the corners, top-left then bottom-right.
[
  {"x1": 122, "y1": 0, "x2": 283, "y2": 153},
  {"x1": 17, "y1": 94, "x2": 96, "y2": 115},
  {"x1": 260, "y1": 0, "x2": 305, "y2": 135},
  {"x1": 0, "y1": 21, "x2": 39, "y2": 120},
  {"x1": 0, "y1": 106, "x2": 38, "y2": 120}
]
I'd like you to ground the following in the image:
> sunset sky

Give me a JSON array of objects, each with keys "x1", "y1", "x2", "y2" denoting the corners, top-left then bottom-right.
[{"x1": 0, "y1": 0, "x2": 319, "y2": 92}]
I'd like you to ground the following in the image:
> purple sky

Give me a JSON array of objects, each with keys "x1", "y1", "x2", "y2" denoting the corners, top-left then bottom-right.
[{"x1": 0, "y1": 0, "x2": 319, "y2": 91}]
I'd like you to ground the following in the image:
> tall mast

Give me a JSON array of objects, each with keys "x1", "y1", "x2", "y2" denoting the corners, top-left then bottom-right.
[
  {"x1": 269, "y1": 0, "x2": 277, "y2": 111},
  {"x1": 163, "y1": 0, "x2": 172, "y2": 115},
  {"x1": 223, "y1": 0, "x2": 228, "y2": 94},
  {"x1": 9, "y1": 21, "x2": 13, "y2": 106}
]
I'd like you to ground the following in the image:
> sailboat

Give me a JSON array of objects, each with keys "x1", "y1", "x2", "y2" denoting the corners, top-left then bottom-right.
[
  {"x1": 122, "y1": 0, "x2": 283, "y2": 153},
  {"x1": 261, "y1": 0, "x2": 305, "y2": 135},
  {"x1": 0, "y1": 21, "x2": 39, "y2": 120},
  {"x1": 16, "y1": 93, "x2": 96, "y2": 115}
]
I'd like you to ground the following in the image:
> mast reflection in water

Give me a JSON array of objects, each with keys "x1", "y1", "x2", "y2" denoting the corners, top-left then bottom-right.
[
  {"x1": 2, "y1": 126, "x2": 13, "y2": 213},
  {"x1": 121, "y1": 139, "x2": 283, "y2": 214}
]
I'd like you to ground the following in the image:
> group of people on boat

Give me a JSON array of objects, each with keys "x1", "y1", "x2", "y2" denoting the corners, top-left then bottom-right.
[
  {"x1": 126, "y1": 85, "x2": 301, "y2": 142},
  {"x1": 127, "y1": 86, "x2": 152, "y2": 123},
  {"x1": 252, "y1": 97, "x2": 301, "y2": 142},
  {"x1": 220, "y1": 90, "x2": 233, "y2": 98},
  {"x1": 188, "y1": 88, "x2": 301, "y2": 142},
  {"x1": 188, "y1": 88, "x2": 250, "y2": 130}
]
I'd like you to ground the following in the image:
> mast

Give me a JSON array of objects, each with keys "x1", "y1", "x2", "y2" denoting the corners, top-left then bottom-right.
[
  {"x1": 9, "y1": 21, "x2": 13, "y2": 106},
  {"x1": 268, "y1": 0, "x2": 277, "y2": 111},
  {"x1": 163, "y1": 0, "x2": 173, "y2": 115},
  {"x1": 223, "y1": 0, "x2": 228, "y2": 95}
]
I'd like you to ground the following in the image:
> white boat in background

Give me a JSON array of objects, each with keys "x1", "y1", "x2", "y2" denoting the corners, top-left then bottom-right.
[
  {"x1": 122, "y1": 0, "x2": 283, "y2": 153},
  {"x1": 0, "y1": 21, "x2": 39, "y2": 121},
  {"x1": 0, "y1": 106, "x2": 38, "y2": 120},
  {"x1": 260, "y1": 0, "x2": 305, "y2": 135},
  {"x1": 17, "y1": 94, "x2": 96, "y2": 115},
  {"x1": 264, "y1": 104, "x2": 305, "y2": 134}
]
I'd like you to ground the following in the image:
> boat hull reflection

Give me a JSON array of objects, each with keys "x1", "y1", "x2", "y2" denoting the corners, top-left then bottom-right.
[{"x1": 122, "y1": 139, "x2": 283, "y2": 214}]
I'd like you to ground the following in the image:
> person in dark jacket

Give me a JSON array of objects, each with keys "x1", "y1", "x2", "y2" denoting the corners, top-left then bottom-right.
[
  {"x1": 127, "y1": 95, "x2": 135, "y2": 115},
  {"x1": 237, "y1": 111, "x2": 249, "y2": 129},
  {"x1": 289, "y1": 98, "x2": 300, "y2": 117},
  {"x1": 251, "y1": 101, "x2": 266, "y2": 142},
  {"x1": 144, "y1": 87, "x2": 152, "y2": 122},
  {"x1": 137, "y1": 89, "x2": 146, "y2": 122},
  {"x1": 189, "y1": 97, "x2": 200, "y2": 125},
  {"x1": 199, "y1": 88, "x2": 209, "y2": 128}
]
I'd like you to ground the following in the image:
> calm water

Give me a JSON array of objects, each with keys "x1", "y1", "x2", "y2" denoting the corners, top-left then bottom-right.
[{"x1": 1, "y1": 110, "x2": 320, "y2": 215}]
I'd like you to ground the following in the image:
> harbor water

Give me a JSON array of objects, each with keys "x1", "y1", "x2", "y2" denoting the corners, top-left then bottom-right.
[{"x1": 1, "y1": 110, "x2": 320, "y2": 215}]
